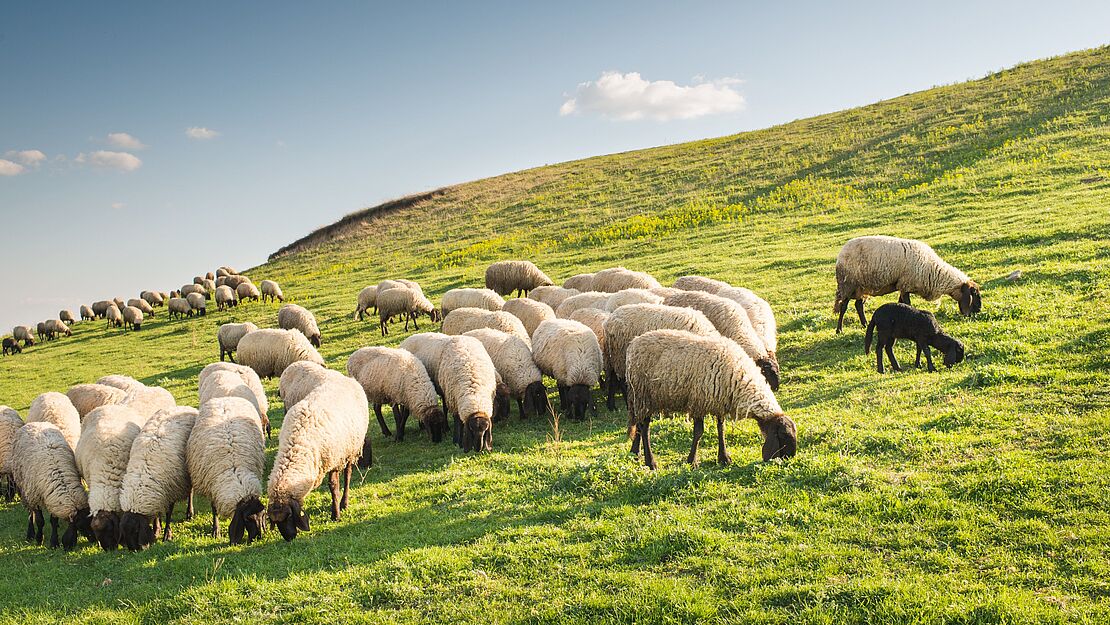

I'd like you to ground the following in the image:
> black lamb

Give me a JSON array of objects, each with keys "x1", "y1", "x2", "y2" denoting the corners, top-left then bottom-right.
[
  {"x1": 2, "y1": 338, "x2": 21, "y2": 356},
  {"x1": 865, "y1": 303, "x2": 965, "y2": 373}
]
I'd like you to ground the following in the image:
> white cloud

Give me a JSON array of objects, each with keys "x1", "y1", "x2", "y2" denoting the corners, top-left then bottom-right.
[
  {"x1": 5, "y1": 149, "x2": 47, "y2": 166},
  {"x1": 185, "y1": 127, "x2": 220, "y2": 140},
  {"x1": 111, "y1": 202, "x2": 126, "y2": 210},
  {"x1": 106, "y1": 132, "x2": 146, "y2": 150},
  {"x1": 76, "y1": 150, "x2": 143, "y2": 172},
  {"x1": 0, "y1": 159, "x2": 25, "y2": 176},
  {"x1": 560, "y1": 71, "x2": 745, "y2": 121}
]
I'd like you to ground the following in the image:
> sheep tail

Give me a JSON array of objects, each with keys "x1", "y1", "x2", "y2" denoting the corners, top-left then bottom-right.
[{"x1": 864, "y1": 315, "x2": 876, "y2": 354}]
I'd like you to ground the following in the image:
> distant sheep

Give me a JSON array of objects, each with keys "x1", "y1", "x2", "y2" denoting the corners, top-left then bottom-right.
[
  {"x1": 181, "y1": 284, "x2": 206, "y2": 299},
  {"x1": 127, "y1": 298, "x2": 155, "y2": 317},
  {"x1": 186, "y1": 292, "x2": 207, "y2": 316},
  {"x1": 11, "y1": 422, "x2": 93, "y2": 549},
  {"x1": 122, "y1": 306, "x2": 144, "y2": 331},
  {"x1": 527, "y1": 285, "x2": 580, "y2": 310},
  {"x1": 347, "y1": 347, "x2": 447, "y2": 441},
  {"x1": 2, "y1": 338, "x2": 21, "y2": 356},
  {"x1": 865, "y1": 303, "x2": 966, "y2": 373},
  {"x1": 167, "y1": 297, "x2": 192, "y2": 319},
  {"x1": 502, "y1": 297, "x2": 555, "y2": 337},
  {"x1": 442, "y1": 308, "x2": 530, "y2": 344},
  {"x1": 354, "y1": 285, "x2": 378, "y2": 320},
  {"x1": 141, "y1": 291, "x2": 164, "y2": 307},
  {"x1": 441, "y1": 288, "x2": 504, "y2": 317},
  {"x1": 592, "y1": 267, "x2": 662, "y2": 293},
  {"x1": 28, "y1": 392, "x2": 81, "y2": 450},
  {"x1": 260, "y1": 279, "x2": 284, "y2": 303},
  {"x1": 531, "y1": 319, "x2": 603, "y2": 420},
  {"x1": 237, "y1": 281, "x2": 261, "y2": 303},
  {"x1": 106, "y1": 304, "x2": 123, "y2": 328},
  {"x1": 485, "y1": 260, "x2": 554, "y2": 296},
  {"x1": 13, "y1": 325, "x2": 35, "y2": 347},
  {"x1": 215, "y1": 285, "x2": 238, "y2": 310},
  {"x1": 834, "y1": 235, "x2": 981, "y2": 333},
  {"x1": 91, "y1": 301, "x2": 112, "y2": 319},
  {"x1": 217, "y1": 322, "x2": 258, "y2": 362},
  {"x1": 80, "y1": 305, "x2": 95, "y2": 321},
  {"x1": 237, "y1": 328, "x2": 325, "y2": 378},
  {"x1": 59, "y1": 310, "x2": 76, "y2": 325},
  {"x1": 377, "y1": 285, "x2": 438, "y2": 336},
  {"x1": 44, "y1": 319, "x2": 72, "y2": 339},
  {"x1": 278, "y1": 304, "x2": 322, "y2": 347}
]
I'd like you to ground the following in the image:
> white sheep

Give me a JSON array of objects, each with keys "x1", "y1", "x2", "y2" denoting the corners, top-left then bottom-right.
[
  {"x1": 181, "y1": 284, "x2": 206, "y2": 300},
  {"x1": 672, "y1": 275, "x2": 731, "y2": 294},
  {"x1": 237, "y1": 328, "x2": 325, "y2": 379},
  {"x1": 485, "y1": 260, "x2": 554, "y2": 296},
  {"x1": 502, "y1": 297, "x2": 555, "y2": 337},
  {"x1": 527, "y1": 285, "x2": 580, "y2": 310},
  {"x1": 436, "y1": 336, "x2": 497, "y2": 452},
  {"x1": 59, "y1": 309, "x2": 76, "y2": 325},
  {"x1": 12, "y1": 325, "x2": 35, "y2": 347},
  {"x1": 278, "y1": 303, "x2": 322, "y2": 347},
  {"x1": 127, "y1": 298, "x2": 155, "y2": 317},
  {"x1": 217, "y1": 321, "x2": 258, "y2": 362},
  {"x1": 278, "y1": 360, "x2": 345, "y2": 413},
  {"x1": 377, "y1": 284, "x2": 438, "y2": 336},
  {"x1": 67, "y1": 383, "x2": 127, "y2": 419},
  {"x1": 531, "y1": 319, "x2": 603, "y2": 420},
  {"x1": 167, "y1": 297, "x2": 192, "y2": 319},
  {"x1": 555, "y1": 291, "x2": 610, "y2": 319},
  {"x1": 834, "y1": 235, "x2": 981, "y2": 332},
  {"x1": 120, "y1": 385, "x2": 177, "y2": 422},
  {"x1": 267, "y1": 375, "x2": 371, "y2": 540},
  {"x1": 11, "y1": 422, "x2": 92, "y2": 549},
  {"x1": 119, "y1": 406, "x2": 198, "y2": 550},
  {"x1": 354, "y1": 285, "x2": 378, "y2": 320},
  {"x1": 562, "y1": 273, "x2": 595, "y2": 291},
  {"x1": 199, "y1": 367, "x2": 271, "y2": 438},
  {"x1": 203, "y1": 278, "x2": 217, "y2": 295},
  {"x1": 215, "y1": 285, "x2": 239, "y2": 310},
  {"x1": 441, "y1": 287, "x2": 505, "y2": 317},
  {"x1": 28, "y1": 391, "x2": 81, "y2": 450},
  {"x1": 105, "y1": 304, "x2": 124, "y2": 328},
  {"x1": 0, "y1": 406, "x2": 23, "y2": 501},
  {"x1": 462, "y1": 328, "x2": 548, "y2": 419},
  {"x1": 347, "y1": 346, "x2": 447, "y2": 442},
  {"x1": 96, "y1": 374, "x2": 145, "y2": 392},
  {"x1": 141, "y1": 291, "x2": 165, "y2": 307},
  {"x1": 186, "y1": 292, "x2": 207, "y2": 316},
  {"x1": 44, "y1": 318, "x2": 72, "y2": 339},
  {"x1": 260, "y1": 279, "x2": 285, "y2": 303},
  {"x1": 187, "y1": 397, "x2": 266, "y2": 544},
  {"x1": 592, "y1": 267, "x2": 662, "y2": 293},
  {"x1": 625, "y1": 329, "x2": 797, "y2": 470},
  {"x1": 441, "y1": 307, "x2": 530, "y2": 344},
  {"x1": 237, "y1": 281, "x2": 261, "y2": 303},
  {"x1": 75, "y1": 405, "x2": 147, "y2": 550},
  {"x1": 80, "y1": 304, "x2": 96, "y2": 321},
  {"x1": 122, "y1": 305, "x2": 144, "y2": 330},
  {"x1": 604, "y1": 288, "x2": 663, "y2": 312}
]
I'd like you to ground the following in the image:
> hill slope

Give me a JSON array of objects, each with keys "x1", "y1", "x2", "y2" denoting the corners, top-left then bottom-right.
[{"x1": 1, "y1": 47, "x2": 1109, "y2": 624}]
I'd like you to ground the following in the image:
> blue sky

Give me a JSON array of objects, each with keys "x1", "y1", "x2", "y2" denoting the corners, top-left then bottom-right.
[{"x1": 1, "y1": 1, "x2": 1108, "y2": 331}]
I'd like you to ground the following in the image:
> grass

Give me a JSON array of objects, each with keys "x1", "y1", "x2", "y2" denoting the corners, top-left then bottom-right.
[{"x1": 2, "y1": 46, "x2": 1110, "y2": 624}]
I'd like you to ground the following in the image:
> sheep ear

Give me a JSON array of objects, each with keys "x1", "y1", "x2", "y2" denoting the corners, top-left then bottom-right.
[
  {"x1": 959, "y1": 284, "x2": 972, "y2": 315},
  {"x1": 228, "y1": 511, "x2": 245, "y2": 544},
  {"x1": 62, "y1": 523, "x2": 78, "y2": 551},
  {"x1": 293, "y1": 502, "x2": 310, "y2": 531}
]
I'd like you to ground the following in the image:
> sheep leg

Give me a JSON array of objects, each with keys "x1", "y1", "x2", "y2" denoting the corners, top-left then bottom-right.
[
  {"x1": 640, "y1": 417, "x2": 658, "y2": 471},
  {"x1": 380, "y1": 319, "x2": 388, "y2": 337},
  {"x1": 687, "y1": 416, "x2": 704, "y2": 467},
  {"x1": 33, "y1": 509, "x2": 45, "y2": 545},
  {"x1": 914, "y1": 344, "x2": 923, "y2": 368},
  {"x1": 716, "y1": 415, "x2": 731, "y2": 466},
  {"x1": 393, "y1": 405, "x2": 408, "y2": 442},
  {"x1": 373, "y1": 403, "x2": 393, "y2": 438},
  {"x1": 605, "y1": 367, "x2": 617, "y2": 410},
  {"x1": 876, "y1": 339, "x2": 885, "y2": 374},
  {"x1": 25, "y1": 511, "x2": 36, "y2": 542},
  {"x1": 211, "y1": 503, "x2": 220, "y2": 538},
  {"x1": 836, "y1": 301, "x2": 848, "y2": 334},
  {"x1": 163, "y1": 502, "x2": 175, "y2": 541},
  {"x1": 453, "y1": 414, "x2": 463, "y2": 447},
  {"x1": 923, "y1": 344, "x2": 937, "y2": 372},
  {"x1": 516, "y1": 398, "x2": 525, "y2": 420},
  {"x1": 855, "y1": 299, "x2": 867, "y2": 327},
  {"x1": 898, "y1": 291, "x2": 911, "y2": 305},
  {"x1": 411, "y1": 312, "x2": 419, "y2": 330},
  {"x1": 341, "y1": 464, "x2": 352, "y2": 511},
  {"x1": 48, "y1": 515, "x2": 60, "y2": 549},
  {"x1": 328, "y1": 470, "x2": 341, "y2": 521},
  {"x1": 885, "y1": 340, "x2": 902, "y2": 372},
  {"x1": 186, "y1": 490, "x2": 194, "y2": 520}
]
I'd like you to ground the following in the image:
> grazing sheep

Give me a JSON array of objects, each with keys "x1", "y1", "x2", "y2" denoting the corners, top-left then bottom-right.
[
  {"x1": 59, "y1": 310, "x2": 76, "y2": 325},
  {"x1": 91, "y1": 300, "x2": 112, "y2": 319},
  {"x1": 11, "y1": 422, "x2": 93, "y2": 549},
  {"x1": 0, "y1": 406, "x2": 24, "y2": 500},
  {"x1": 113, "y1": 297, "x2": 127, "y2": 311},
  {"x1": 13, "y1": 325, "x2": 35, "y2": 347},
  {"x1": 278, "y1": 361, "x2": 346, "y2": 413},
  {"x1": 122, "y1": 306, "x2": 144, "y2": 331},
  {"x1": 463, "y1": 328, "x2": 548, "y2": 419},
  {"x1": 80, "y1": 305, "x2": 95, "y2": 321},
  {"x1": 604, "y1": 288, "x2": 664, "y2": 312},
  {"x1": 441, "y1": 287, "x2": 505, "y2": 317},
  {"x1": 527, "y1": 285, "x2": 580, "y2": 310},
  {"x1": 223, "y1": 275, "x2": 249, "y2": 290},
  {"x1": 119, "y1": 406, "x2": 199, "y2": 550},
  {"x1": 199, "y1": 362, "x2": 269, "y2": 418},
  {"x1": 717, "y1": 287, "x2": 779, "y2": 365},
  {"x1": 437, "y1": 336, "x2": 497, "y2": 452},
  {"x1": 215, "y1": 285, "x2": 239, "y2": 310},
  {"x1": 354, "y1": 286, "x2": 378, "y2": 320},
  {"x1": 118, "y1": 386, "x2": 177, "y2": 422},
  {"x1": 141, "y1": 291, "x2": 164, "y2": 307},
  {"x1": 28, "y1": 392, "x2": 81, "y2": 450},
  {"x1": 377, "y1": 285, "x2": 438, "y2": 336},
  {"x1": 602, "y1": 303, "x2": 719, "y2": 410},
  {"x1": 442, "y1": 308, "x2": 530, "y2": 344},
  {"x1": 236, "y1": 281, "x2": 261, "y2": 303},
  {"x1": 237, "y1": 328, "x2": 325, "y2": 378},
  {"x1": 625, "y1": 329, "x2": 797, "y2": 470},
  {"x1": 672, "y1": 275, "x2": 731, "y2": 294},
  {"x1": 186, "y1": 292, "x2": 207, "y2": 316},
  {"x1": 348, "y1": 346, "x2": 447, "y2": 441},
  {"x1": 664, "y1": 290, "x2": 780, "y2": 391},
  {"x1": 502, "y1": 297, "x2": 555, "y2": 337},
  {"x1": 36, "y1": 321, "x2": 47, "y2": 342},
  {"x1": 202, "y1": 278, "x2": 217, "y2": 295},
  {"x1": 865, "y1": 303, "x2": 966, "y2": 373},
  {"x1": 592, "y1": 267, "x2": 662, "y2": 293},
  {"x1": 555, "y1": 291, "x2": 610, "y2": 319},
  {"x1": 278, "y1": 304, "x2": 322, "y2": 347},
  {"x1": 188, "y1": 397, "x2": 266, "y2": 544},
  {"x1": 167, "y1": 297, "x2": 192, "y2": 319},
  {"x1": 105, "y1": 304, "x2": 124, "y2": 328},
  {"x1": 485, "y1": 260, "x2": 554, "y2": 296},
  {"x1": 2, "y1": 337, "x2": 22, "y2": 356},
  {"x1": 215, "y1": 276, "x2": 228, "y2": 288},
  {"x1": 650, "y1": 286, "x2": 681, "y2": 299},
  {"x1": 260, "y1": 279, "x2": 285, "y2": 303},
  {"x1": 181, "y1": 284, "x2": 206, "y2": 300},
  {"x1": 217, "y1": 322, "x2": 257, "y2": 363},
  {"x1": 67, "y1": 383, "x2": 128, "y2": 419},
  {"x1": 199, "y1": 366, "x2": 271, "y2": 437},
  {"x1": 834, "y1": 235, "x2": 982, "y2": 333},
  {"x1": 75, "y1": 405, "x2": 147, "y2": 550},
  {"x1": 193, "y1": 276, "x2": 206, "y2": 286},
  {"x1": 206, "y1": 271, "x2": 215, "y2": 280},
  {"x1": 398, "y1": 332, "x2": 451, "y2": 399},
  {"x1": 128, "y1": 298, "x2": 155, "y2": 317},
  {"x1": 562, "y1": 273, "x2": 596, "y2": 292},
  {"x1": 267, "y1": 375, "x2": 371, "y2": 540},
  {"x1": 44, "y1": 319, "x2": 72, "y2": 339},
  {"x1": 217, "y1": 266, "x2": 238, "y2": 277},
  {"x1": 531, "y1": 319, "x2": 603, "y2": 420}
]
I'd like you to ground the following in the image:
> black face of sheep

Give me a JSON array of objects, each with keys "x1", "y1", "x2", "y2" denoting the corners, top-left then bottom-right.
[
  {"x1": 119, "y1": 512, "x2": 155, "y2": 551},
  {"x1": 759, "y1": 416, "x2": 797, "y2": 461},
  {"x1": 90, "y1": 510, "x2": 122, "y2": 551},
  {"x1": 229, "y1": 496, "x2": 265, "y2": 545},
  {"x1": 269, "y1": 501, "x2": 310, "y2": 542},
  {"x1": 309, "y1": 334, "x2": 321, "y2": 348},
  {"x1": 463, "y1": 415, "x2": 492, "y2": 452},
  {"x1": 423, "y1": 408, "x2": 447, "y2": 443},
  {"x1": 936, "y1": 335, "x2": 966, "y2": 368},
  {"x1": 522, "y1": 381, "x2": 549, "y2": 418},
  {"x1": 63, "y1": 508, "x2": 94, "y2": 551},
  {"x1": 492, "y1": 389, "x2": 511, "y2": 423},
  {"x1": 757, "y1": 359, "x2": 781, "y2": 392},
  {"x1": 957, "y1": 282, "x2": 982, "y2": 316},
  {"x1": 564, "y1": 384, "x2": 593, "y2": 421}
]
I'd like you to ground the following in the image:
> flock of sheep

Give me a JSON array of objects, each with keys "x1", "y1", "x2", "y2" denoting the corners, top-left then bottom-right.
[{"x1": 0, "y1": 234, "x2": 981, "y2": 550}]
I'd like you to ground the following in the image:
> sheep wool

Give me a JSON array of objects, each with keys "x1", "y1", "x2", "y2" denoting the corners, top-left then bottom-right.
[
  {"x1": 568, "y1": 308, "x2": 610, "y2": 356},
  {"x1": 0, "y1": 406, "x2": 23, "y2": 478},
  {"x1": 278, "y1": 360, "x2": 346, "y2": 412},
  {"x1": 531, "y1": 319, "x2": 603, "y2": 388},
  {"x1": 167, "y1": 297, "x2": 192, "y2": 319},
  {"x1": 604, "y1": 288, "x2": 663, "y2": 312},
  {"x1": 562, "y1": 273, "x2": 595, "y2": 292},
  {"x1": 376, "y1": 285, "x2": 437, "y2": 335},
  {"x1": 45, "y1": 319, "x2": 72, "y2": 337},
  {"x1": 215, "y1": 285, "x2": 239, "y2": 310},
  {"x1": 80, "y1": 305, "x2": 95, "y2": 321},
  {"x1": 59, "y1": 310, "x2": 76, "y2": 324},
  {"x1": 555, "y1": 291, "x2": 610, "y2": 319},
  {"x1": 127, "y1": 298, "x2": 154, "y2": 316},
  {"x1": 76, "y1": 405, "x2": 146, "y2": 546},
  {"x1": 278, "y1": 304, "x2": 322, "y2": 347},
  {"x1": 484, "y1": 260, "x2": 554, "y2": 296},
  {"x1": 436, "y1": 336, "x2": 496, "y2": 451},
  {"x1": 122, "y1": 306, "x2": 144, "y2": 330},
  {"x1": 199, "y1": 362, "x2": 269, "y2": 424},
  {"x1": 592, "y1": 267, "x2": 662, "y2": 293},
  {"x1": 237, "y1": 328, "x2": 325, "y2": 379},
  {"x1": 441, "y1": 288, "x2": 504, "y2": 317},
  {"x1": 462, "y1": 328, "x2": 547, "y2": 418},
  {"x1": 237, "y1": 282, "x2": 261, "y2": 302},
  {"x1": 186, "y1": 292, "x2": 207, "y2": 315},
  {"x1": 398, "y1": 332, "x2": 452, "y2": 382},
  {"x1": 217, "y1": 321, "x2": 258, "y2": 362},
  {"x1": 97, "y1": 374, "x2": 145, "y2": 392},
  {"x1": 188, "y1": 397, "x2": 265, "y2": 542},
  {"x1": 105, "y1": 304, "x2": 123, "y2": 328},
  {"x1": 11, "y1": 422, "x2": 90, "y2": 547},
  {"x1": 673, "y1": 275, "x2": 731, "y2": 294},
  {"x1": 527, "y1": 285, "x2": 580, "y2": 310},
  {"x1": 28, "y1": 392, "x2": 81, "y2": 450},
  {"x1": 260, "y1": 279, "x2": 285, "y2": 303},
  {"x1": 717, "y1": 287, "x2": 778, "y2": 355},
  {"x1": 441, "y1": 308, "x2": 530, "y2": 344},
  {"x1": 67, "y1": 383, "x2": 128, "y2": 419},
  {"x1": 199, "y1": 370, "x2": 271, "y2": 435},
  {"x1": 502, "y1": 297, "x2": 555, "y2": 337},
  {"x1": 119, "y1": 406, "x2": 198, "y2": 548},
  {"x1": 603, "y1": 303, "x2": 719, "y2": 383},
  {"x1": 120, "y1": 385, "x2": 177, "y2": 421},
  {"x1": 354, "y1": 285, "x2": 378, "y2": 320}
]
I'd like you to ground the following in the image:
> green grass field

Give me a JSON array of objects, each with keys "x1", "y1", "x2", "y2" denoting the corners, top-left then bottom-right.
[{"x1": 2, "y1": 46, "x2": 1109, "y2": 624}]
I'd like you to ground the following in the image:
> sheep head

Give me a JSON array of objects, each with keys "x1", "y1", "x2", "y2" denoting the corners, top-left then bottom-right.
[
  {"x1": 64, "y1": 507, "x2": 94, "y2": 551},
  {"x1": 90, "y1": 510, "x2": 122, "y2": 551},
  {"x1": 756, "y1": 357, "x2": 781, "y2": 392},
  {"x1": 464, "y1": 414, "x2": 492, "y2": 452},
  {"x1": 759, "y1": 414, "x2": 797, "y2": 461},
  {"x1": 229, "y1": 495, "x2": 265, "y2": 545},
  {"x1": 119, "y1": 511, "x2": 156, "y2": 551},
  {"x1": 268, "y1": 499, "x2": 310, "y2": 542},
  {"x1": 953, "y1": 282, "x2": 982, "y2": 316},
  {"x1": 523, "y1": 381, "x2": 549, "y2": 417},
  {"x1": 422, "y1": 406, "x2": 447, "y2": 443},
  {"x1": 564, "y1": 384, "x2": 593, "y2": 421}
]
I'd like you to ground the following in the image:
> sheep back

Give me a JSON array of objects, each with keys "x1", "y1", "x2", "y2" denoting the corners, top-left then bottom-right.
[
  {"x1": 188, "y1": 397, "x2": 264, "y2": 518},
  {"x1": 28, "y1": 392, "x2": 81, "y2": 450}
]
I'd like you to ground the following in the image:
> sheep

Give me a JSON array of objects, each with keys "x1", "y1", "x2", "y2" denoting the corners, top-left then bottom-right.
[
  {"x1": 187, "y1": 397, "x2": 266, "y2": 544},
  {"x1": 160, "y1": 291, "x2": 171, "y2": 303},
  {"x1": 199, "y1": 362, "x2": 269, "y2": 421},
  {"x1": 237, "y1": 281, "x2": 261, "y2": 303},
  {"x1": 215, "y1": 285, "x2": 238, "y2": 310},
  {"x1": 399, "y1": 332, "x2": 450, "y2": 392},
  {"x1": 664, "y1": 290, "x2": 780, "y2": 391},
  {"x1": 237, "y1": 328, "x2": 325, "y2": 379},
  {"x1": 217, "y1": 265, "x2": 238, "y2": 277},
  {"x1": 278, "y1": 360, "x2": 346, "y2": 413},
  {"x1": 865, "y1": 303, "x2": 966, "y2": 373},
  {"x1": 442, "y1": 307, "x2": 530, "y2": 343},
  {"x1": 59, "y1": 309, "x2": 76, "y2": 325},
  {"x1": 260, "y1": 279, "x2": 285, "y2": 303},
  {"x1": 527, "y1": 285, "x2": 580, "y2": 310},
  {"x1": 119, "y1": 385, "x2": 177, "y2": 422},
  {"x1": 206, "y1": 271, "x2": 215, "y2": 280},
  {"x1": 91, "y1": 300, "x2": 112, "y2": 318},
  {"x1": 717, "y1": 287, "x2": 778, "y2": 365},
  {"x1": 347, "y1": 346, "x2": 447, "y2": 441},
  {"x1": 485, "y1": 260, "x2": 554, "y2": 296},
  {"x1": 67, "y1": 383, "x2": 128, "y2": 419},
  {"x1": 28, "y1": 392, "x2": 81, "y2": 450},
  {"x1": 10, "y1": 422, "x2": 93, "y2": 549},
  {"x1": 0, "y1": 406, "x2": 23, "y2": 500},
  {"x1": 502, "y1": 297, "x2": 555, "y2": 337},
  {"x1": 568, "y1": 308, "x2": 610, "y2": 382},
  {"x1": 562, "y1": 273, "x2": 595, "y2": 291},
  {"x1": 217, "y1": 322, "x2": 257, "y2": 362},
  {"x1": 202, "y1": 278, "x2": 217, "y2": 295},
  {"x1": 96, "y1": 374, "x2": 145, "y2": 392},
  {"x1": 354, "y1": 285, "x2": 378, "y2": 320},
  {"x1": 592, "y1": 267, "x2": 662, "y2": 293},
  {"x1": 215, "y1": 276, "x2": 228, "y2": 287},
  {"x1": 650, "y1": 286, "x2": 681, "y2": 299},
  {"x1": 834, "y1": 235, "x2": 982, "y2": 333},
  {"x1": 2, "y1": 337, "x2": 21, "y2": 356},
  {"x1": 278, "y1": 304, "x2": 322, "y2": 347},
  {"x1": 193, "y1": 276, "x2": 206, "y2": 286},
  {"x1": 602, "y1": 303, "x2": 719, "y2": 410},
  {"x1": 441, "y1": 287, "x2": 505, "y2": 317},
  {"x1": 180, "y1": 284, "x2": 206, "y2": 301},
  {"x1": 604, "y1": 288, "x2": 664, "y2": 312},
  {"x1": 267, "y1": 375, "x2": 371, "y2": 540},
  {"x1": 13, "y1": 325, "x2": 35, "y2": 347},
  {"x1": 122, "y1": 306, "x2": 144, "y2": 331},
  {"x1": 36, "y1": 321, "x2": 47, "y2": 342},
  {"x1": 127, "y1": 298, "x2": 155, "y2": 317},
  {"x1": 44, "y1": 318, "x2": 72, "y2": 339},
  {"x1": 199, "y1": 366, "x2": 271, "y2": 437},
  {"x1": 141, "y1": 291, "x2": 164, "y2": 307},
  {"x1": 80, "y1": 304, "x2": 95, "y2": 321},
  {"x1": 167, "y1": 297, "x2": 192, "y2": 319},
  {"x1": 530, "y1": 319, "x2": 603, "y2": 420},
  {"x1": 555, "y1": 291, "x2": 610, "y2": 319},
  {"x1": 75, "y1": 405, "x2": 147, "y2": 550},
  {"x1": 462, "y1": 328, "x2": 548, "y2": 420},
  {"x1": 113, "y1": 297, "x2": 127, "y2": 311},
  {"x1": 377, "y1": 285, "x2": 438, "y2": 336},
  {"x1": 105, "y1": 304, "x2": 124, "y2": 328},
  {"x1": 436, "y1": 336, "x2": 497, "y2": 452},
  {"x1": 119, "y1": 406, "x2": 199, "y2": 550},
  {"x1": 672, "y1": 275, "x2": 731, "y2": 294},
  {"x1": 625, "y1": 329, "x2": 798, "y2": 470},
  {"x1": 186, "y1": 292, "x2": 207, "y2": 316}
]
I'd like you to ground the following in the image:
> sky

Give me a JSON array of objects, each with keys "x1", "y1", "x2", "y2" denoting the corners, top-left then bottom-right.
[{"x1": 1, "y1": 1, "x2": 1108, "y2": 331}]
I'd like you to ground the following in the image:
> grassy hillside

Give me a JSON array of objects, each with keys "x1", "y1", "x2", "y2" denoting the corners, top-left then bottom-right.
[{"x1": 2, "y1": 46, "x2": 1109, "y2": 624}]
